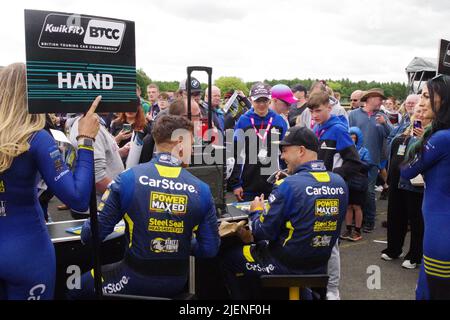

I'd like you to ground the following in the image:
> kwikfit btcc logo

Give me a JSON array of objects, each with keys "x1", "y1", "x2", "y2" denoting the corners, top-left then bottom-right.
[
  {"x1": 44, "y1": 24, "x2": 84, "y2": 35},
  {"x1": 83, "y1": 20, "x2": 125, "y2": 47},
  {"x1": 39, "y1": 14, "x2": 125, "y2": 52}
]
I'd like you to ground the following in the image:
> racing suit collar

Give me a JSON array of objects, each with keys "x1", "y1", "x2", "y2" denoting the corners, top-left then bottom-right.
[
  {"x1": 154, "y1": 152, "x2": 183, "y2": 167},
  {"x1": 293, "y1": 160, "x2": 327, "y2": 174}
]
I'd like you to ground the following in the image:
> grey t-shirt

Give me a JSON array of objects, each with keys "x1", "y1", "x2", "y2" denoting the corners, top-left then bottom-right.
[{"x1": 69, "y1": 117, "x2": 124, "y2": 197}]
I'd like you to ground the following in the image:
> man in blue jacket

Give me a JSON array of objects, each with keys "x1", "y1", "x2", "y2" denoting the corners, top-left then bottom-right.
[
  {"x1": 349, "y1": 88, "x2": 392, "y2": 232},
  {"x1": 69, "y1": 115, "x2": 220, "y2": 299},
  {"x1": 221, "y1": 126, "x2": 348, "y2": 299},
  {"x1": 229, "y1": 82, "x2": 288, "y2": 202}
]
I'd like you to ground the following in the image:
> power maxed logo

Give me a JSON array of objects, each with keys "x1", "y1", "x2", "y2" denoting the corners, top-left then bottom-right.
[
  {"x1": 315, "y1": 199, "x2": 339, "y2": 217},
  {"x1": 150, "y1": 192, "x2": 188, "y2": 215}
]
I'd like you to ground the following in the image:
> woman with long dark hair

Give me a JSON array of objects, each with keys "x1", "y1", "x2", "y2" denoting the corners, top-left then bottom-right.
[{"x1": 401, "y1": 75, "x2": 450, "y2": 300}]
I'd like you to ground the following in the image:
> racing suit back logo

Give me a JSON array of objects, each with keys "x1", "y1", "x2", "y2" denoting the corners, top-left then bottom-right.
[
  {"x1": 0, "y1": 201, "x2": 6, "y2": 217},
  {"x1": 27, "y1": 284, "x2": 46, "y2": 300},
  {"x1": 0, "y1": 180, "x2": 5, "y2": 192},
  {"x1": 151, "y1": 238, "x2": 179, "y2": 253},
  {"x1": 315, "y1": 199, "x2": 339, "y2": 217},
  {"x1": 150, "y1": 191, "x2": 187, "y2": 215},
  {"x1": 311, "y1": 235, "x2": 332, "y2": 248}
]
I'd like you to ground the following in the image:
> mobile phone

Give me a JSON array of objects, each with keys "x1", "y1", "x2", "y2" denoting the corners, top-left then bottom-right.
[
  {"x1": 123, "y1": 123, "x2": 132, "y2": 132},
  {"x1": 444, "y1": 43, "x2": 450, "y2": 67},
  {"x1": 413, "y1": 120, "x2": 422, "y2": 129}
]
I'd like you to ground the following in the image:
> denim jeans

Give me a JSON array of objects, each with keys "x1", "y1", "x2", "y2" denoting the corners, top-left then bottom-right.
[{"x1": 363, "y1": 166, "x2": 379, "y2": 228}]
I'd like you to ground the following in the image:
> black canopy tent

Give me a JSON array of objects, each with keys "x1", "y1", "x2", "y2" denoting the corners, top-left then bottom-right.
[{"x1": 405, "y1": 57, "x2": 437, "y2": 94}]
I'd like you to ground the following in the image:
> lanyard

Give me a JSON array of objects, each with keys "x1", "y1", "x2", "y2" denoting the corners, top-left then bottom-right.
[
  {"x1": 316, "y1": 128, "x2": 326, "y2": 140},
  {"x1": 250, "y1": 117, "x2": 273, "y2": 143}
]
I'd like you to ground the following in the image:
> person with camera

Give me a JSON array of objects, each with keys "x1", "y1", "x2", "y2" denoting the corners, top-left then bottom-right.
[
  {"x1": 0, "y1": 63, "x2": 100, "y2": 300},
  {"x1": 381, "y1": 103, "x2": 431, "y2": 269}
]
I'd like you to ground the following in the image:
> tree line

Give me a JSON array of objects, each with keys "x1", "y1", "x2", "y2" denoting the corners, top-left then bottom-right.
[{"x1": 137, "y1": 69, "x2": 408, "y2": 103}]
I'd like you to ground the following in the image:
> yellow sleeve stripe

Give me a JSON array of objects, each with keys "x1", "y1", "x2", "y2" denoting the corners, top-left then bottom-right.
[
  {"x1": 90, "y1": 269, "x2": 104, "y2": 282},
  {"x1": 424, "y1": 265, "x2": 450, "y2": 274},
  {"x1": 124, "y1": 213, "x2": 134, "y2": 248},
  {"x1": 424, "y1": 255, "x2": 450, "y2": 265},
  {"x1": 275, "y1": 179, "x2": 285, "y2": 186},
  {"x1": 243, "y1": 245, "x2": 255, "y2": 263},
  {"x1": 78, "y1": 145, "x2": 94, "y2": 152},
  {"x1": 425, "y1": 270, "x2": 450, "y2": 278},
  {"x1": 424, "y1": 260, "x2": 450, "y2": 270},
  {"x1": 283, "y1": 221, "x2": 294, "y2": 247}
]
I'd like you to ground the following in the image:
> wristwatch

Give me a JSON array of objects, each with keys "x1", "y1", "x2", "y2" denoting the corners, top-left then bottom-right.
[{"x1": 77, "y1": 137, "x2": 94, "y2": 148}]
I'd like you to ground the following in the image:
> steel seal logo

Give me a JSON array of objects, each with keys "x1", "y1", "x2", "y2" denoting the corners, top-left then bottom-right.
[
  {"x1": 148, "y1": 218, "x2": 184, "y2": 234},
  {"x1": 313, "y1": 220, "x2": 338, "y2": 232},
  {"x1": 150, "y1": 192, "x2": 188, "y2": 215}
]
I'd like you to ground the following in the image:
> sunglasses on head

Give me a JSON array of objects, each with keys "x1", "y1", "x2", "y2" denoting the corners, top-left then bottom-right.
[{"x1": 431, "y1": 74, "x2": 449, "y2": 87}]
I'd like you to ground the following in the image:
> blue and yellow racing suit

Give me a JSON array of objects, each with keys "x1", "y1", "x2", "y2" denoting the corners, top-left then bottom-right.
[
  {"x1": 221, "y1": 160, "x2": 348, "y2": 299},
  {"x1": 0, "y1": 130, "x2": 94, "y2": 300},
  {"x1": 69, "y1": 153, "x2": 220, "y2": 299},
  {"x1": 401, "y1": 129, "x2": 450, "y2": 299}
]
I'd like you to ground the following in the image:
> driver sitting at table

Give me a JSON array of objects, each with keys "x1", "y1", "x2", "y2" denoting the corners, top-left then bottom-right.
[
  {"x1": 220, "y1": 126, "x2": 348, "y2": 299},
  {"x1": 68, "y1": 115, "x2": 220, "y2": 299}
]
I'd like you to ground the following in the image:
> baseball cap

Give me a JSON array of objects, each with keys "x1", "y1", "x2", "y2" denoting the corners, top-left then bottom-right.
[
  {"x1": 179, "y1": 77, "x2": 202, "y2": 93},
  {"x1": 278, "y1": 126, "x2": 319, "y2": 152},
  {"x1": 250, "y1": 82, "x2": 271, "y2": 101},
  {"x1": 291, "y1": 84, "x2": 307, "y2": 94},
  {"x1": 271, "y1": 84, "x2": 298, "y2": 104}
]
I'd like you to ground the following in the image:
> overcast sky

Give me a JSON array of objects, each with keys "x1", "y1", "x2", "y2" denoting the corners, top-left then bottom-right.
[{"x1": 1, "y1": 0, "x2": 448, "y2": 84}]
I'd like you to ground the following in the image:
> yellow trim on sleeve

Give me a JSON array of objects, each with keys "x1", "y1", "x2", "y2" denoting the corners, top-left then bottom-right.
[
  {"x1": 78, "y1": 145, "x2": 94, "y2": 152},
  {"x1": 424, "y1": 265, "x2": 450, "y2": 274},
  {"x1": 155, "y1": 164, "x2": 182, "y2": 178},
  {"x1": 124, "y1": 213, "x2": 134, "y2": 248},
  {"x1": 424, "y1": 270, "x2": 450, "y2": 278},
  {"x1": 243, "y1": 245, "x2": 255, "y2": 262},
  {"x1": 283, "y1": 221, "x2": 294, "y2": 247},
  {"x1": 424, "y1": 255, "x2": 450, "y2": 265},
  {"x1": 90, "y1": 269, "x2": 104, "y2": 282},
  {"x1": 424, "y1": 261, "x2": 450, "y2": 270},
  {"x1": 275, "y1": 179, "x2": 285, "y2": 186}
]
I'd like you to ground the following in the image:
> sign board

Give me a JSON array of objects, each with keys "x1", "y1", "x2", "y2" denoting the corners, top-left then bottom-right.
[
  {"x1": 438, "y1": 39, "x2": 450, "y2": 76},
  {"x1": 25, "y1": 9, "x2": 137, "y2": 113}
]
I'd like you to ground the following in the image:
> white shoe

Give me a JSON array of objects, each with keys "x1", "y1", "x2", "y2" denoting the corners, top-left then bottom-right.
[
  {"x1": 381, "y1": 253, "x2": 393, "y2": 261},
  {"x1": 402, "y1": 260, "x2": 417, "y2": 269},
  {"x1": 326, "y1": 290, "x2": 341, "y2": 300},
  {"x1": 381, "y1": 251, "x2": 404, "y2": 261}
]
